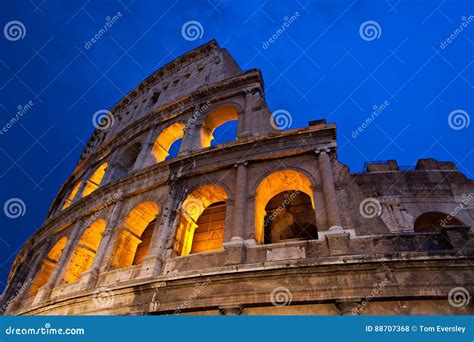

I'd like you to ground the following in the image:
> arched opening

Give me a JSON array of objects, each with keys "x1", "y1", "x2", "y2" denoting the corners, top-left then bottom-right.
[
  {"x1": 166, "y1": 138, "x2": 183, "y2": 160},
  {"x1": 200, "y1": 105, "x2": 238, "y2": 148},
  {"x1": 110, "y1": 201, "x2": 159, "y2": 269},
  {"x1": 82, "y1": 162, "x2": 108, "y2": 197},
  {"x1": 210, "y1": 120, "x2": 238, "y2": 146},
  {"x1": 62, "y1": 219, "x2": 106, "y2": 283},
  {"x1": 414, "y1": 212, "x2": 464, "y2": 232},
  {"x1": 29, "y1": 237, "x2": 67, "y2": 296},
  {"x1": 255, "y1": 170, "x2": 316, "y2": 245},
  {"x1": 62, "y1": 181, "x2": 81, "y2": 210},
  {"x1": 174, "y1": 184, "x2": 228, "y2": 256},
  {"x1": 264, "y1": 191, "x2": 318, "y2": 244},
  {"x1": 152, "y1": 122, "x2": 185, "y2": 162}
]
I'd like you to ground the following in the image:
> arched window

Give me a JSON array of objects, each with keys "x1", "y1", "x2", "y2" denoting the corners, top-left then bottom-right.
[
  {"x1": 82, "y1": 162, "x2": 108, "y2": 197},
  {"x1": 110, "y1": 201, "x2": 159, "y2": 269},
  {"x1": 414, "y1": 212, "x2": 464, "y2": 232},
  {"x1": 62, "y1": 219, "x2": 106, "y2": 283},
  {"x1": 62, "y1": 181, "x2": 81, "y2": 210},
  {"x1": 174, "y1": 184, "x2": 228, "y2": 256},
  {"x1": 151, "y1": 122, "x2": 185, "y2": 162},
  {"x1": 254, "y1": 170, "x2": 316, "y2": 244},
  {"x1": 263, "y1": 191, "x2": 317, "y2": 244},
  {"x1": 200, "y1": 105, "x2": 238, "y2": 148},
  {"x1": 29, "y1": 237, "x2": 67, "y2": 296}
]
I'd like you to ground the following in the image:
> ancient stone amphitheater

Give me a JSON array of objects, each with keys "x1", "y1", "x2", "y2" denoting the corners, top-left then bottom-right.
[{"x1": 2, "y1": 40, "x2": 473, "y2": 315}]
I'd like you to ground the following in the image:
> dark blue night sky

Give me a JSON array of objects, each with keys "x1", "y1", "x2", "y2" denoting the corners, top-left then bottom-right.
[{"x1": 0, "y1": 0, "x2": 472, "y2": 290}]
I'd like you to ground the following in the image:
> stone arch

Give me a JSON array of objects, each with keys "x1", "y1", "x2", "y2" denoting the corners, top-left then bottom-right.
[
  {"x1": 29, "y1": 236, "x2": 67, "y2": 296},
  {"x1": 151, "y1": 122, "x2": 185, "y2": 162},
  {"x1": 110, "y1": 201, "x2": 159, "y2": 269},
  {"x1": 82, "y1": 162, "x2": 108, "y2": 197},
  {"x1": 62, "y1": 219, "x2": 106, "y2": 284},
  {"x1": 199, "y1": 104, "x2": 239, "y2": 148},
  {"x1": 174, "y1": 183, "x2": 229, "y2": 256},
  {"x1": 414, "y1": 211, "x2": 465, "y2": 232},
  {"x1": 254, "y1": 169, "x2": 316, "y2": 244},
  {"x1": 62, "y1": 181, "x2": 82, "y2": 210}
]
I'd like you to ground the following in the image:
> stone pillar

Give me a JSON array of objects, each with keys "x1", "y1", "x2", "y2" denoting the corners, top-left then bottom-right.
[
  {"x1": 80, "y1": 200, "x2": 125, "y2": 288},
  {"x1": 238, "y1": 90, "x2": 257, "y2": 138},
  {"x1": 222, "y1": 162, "x2": 248, "y2": 265},
  {"x1": 231, "y1": 161, "x2": 248, "y2": 240},
  {"x1": 33, "y1": 219, "x2": 84, "y2": 303},
  {"x1": 133, "y1": 130, "x2": 156, "y2": 170},
  {"x1": 219, "y1": 303, "x2": 244, "y2": 315},
  {"x1": 180, "y1": 123, "x2": 200, "y2": 154},
  {"x1": 316, "y1": 149, "x2": 342, "y2": 229},
  {"x1": 336, "y1": 300, "x2": 362, "y2": 315},
  {"x1": 138, "y1": 190, "x2": 176, "y2": 278},
  {"x1": 72, "y1": 170, "x2": 93, "y2": 202},
  {"x1": 312, "y1": 186, "x2": 328, "y2": 231}
]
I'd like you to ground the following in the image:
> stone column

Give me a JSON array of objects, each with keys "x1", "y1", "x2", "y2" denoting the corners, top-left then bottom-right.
[
  {"x1": 336, "y1": 300, "x2": 362, "y2": 315},
  {"x1": 223, "y1": 162, "x2": 248, "y2": 265},
  {"x1": 180, "y1": 123, "x2": 200, "y2": 154},
  {"x1": 72, "y1": 170, "x2": 93, "y2": 202},
  {"x1": 80, "y1": 200, "x2": 125, "y2": 288},
  {"x1": 316, "y1": 149, "x2": 342, "y2": 229},
  {"x1": 238, "y1": 90, "x2": 257, "y2": 138},
  {"x1": 33, "y1": 219, "x2": 84, "y2": 303},
  {"x1": 138, "y1": 189, "x2": 176, "y2": 278},
  {"x1": 133, "y1": 130, "x2": 156, "y2": 170}
]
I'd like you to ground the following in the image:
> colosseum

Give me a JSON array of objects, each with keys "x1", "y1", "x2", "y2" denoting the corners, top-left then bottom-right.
[{"x1": 1, "y1": 40, "x2": 473, "y2": 315}]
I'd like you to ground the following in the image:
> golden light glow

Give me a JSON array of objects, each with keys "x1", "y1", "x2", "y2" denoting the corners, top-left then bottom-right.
[
  {"x1": 82, "y1": 162, "x2": 108, "y2": 197},
  {"x1": 29, "y1": 236, "x2": 67, "y2": 296},
  {"x1": 62, "y1": 182, "x2": 81, "y2": 210},
  {"x1": 174, "y1": 184, "x2": 228, "y2": 256},
  {"x1": 62, "y1": 219, "x2": 106, "y2": 284},
  {"x1": 110, "y1": 201, "x2": 159, "y2": 269},
  {"x1": 254, "y1": 170, "x2": 314, "y2": 244},
  {"x1": 151, "y1": 122, "x2": 185, "y2": 162},
  {"x1": 200, "y1": 105, "x2": 238, "y2": 148}
]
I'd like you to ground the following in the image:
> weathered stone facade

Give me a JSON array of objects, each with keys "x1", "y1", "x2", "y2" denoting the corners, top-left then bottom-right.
[{"x1": 2, "y1": 40, "x2": 473, "y2": 316}]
